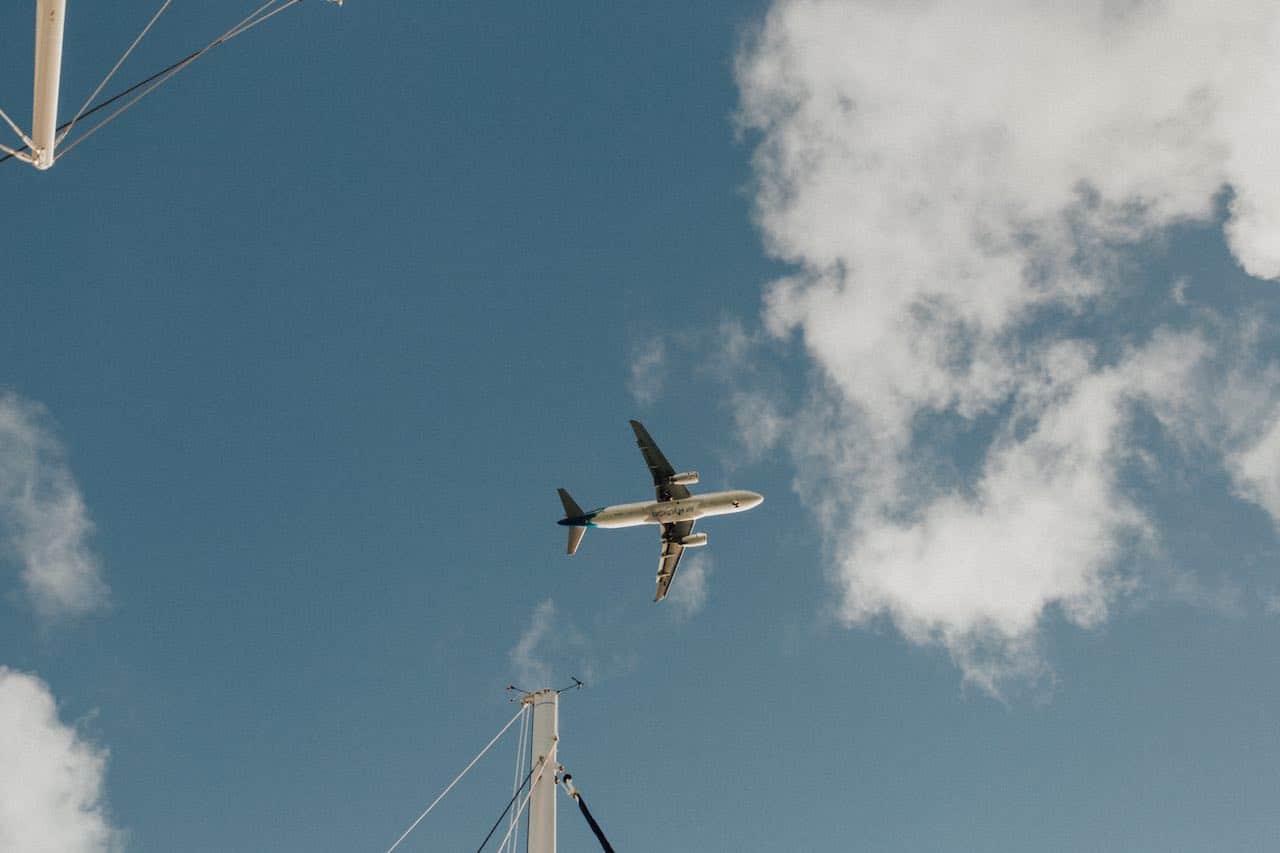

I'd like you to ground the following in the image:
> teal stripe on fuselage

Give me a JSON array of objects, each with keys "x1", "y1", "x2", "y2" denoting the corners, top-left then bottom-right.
[{"x1": 557, "y1": 509, "x2": 601, "y2": 528}]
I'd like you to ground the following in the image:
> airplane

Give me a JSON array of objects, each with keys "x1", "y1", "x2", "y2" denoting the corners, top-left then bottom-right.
[{"x1": 557, "y1": 420, "x2": 763, "y2": 602}]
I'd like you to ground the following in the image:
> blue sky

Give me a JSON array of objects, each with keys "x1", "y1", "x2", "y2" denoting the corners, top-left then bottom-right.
[{"x1": 2, "y1": 2, "x2": 1280, "y2": 851}]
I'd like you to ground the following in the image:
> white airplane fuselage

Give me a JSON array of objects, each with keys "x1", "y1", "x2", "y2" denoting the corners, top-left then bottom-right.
[
  {"x1": 571, "y1": 489, "x2": 763, "y2": 529},
  {"x1": 557, "y1": 419, "x2": 764, "y2": 600}
]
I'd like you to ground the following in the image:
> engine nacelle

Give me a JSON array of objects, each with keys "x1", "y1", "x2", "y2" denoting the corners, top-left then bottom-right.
[
  {"x1": 679, "y1": 532, "x2": 708, "y2": 548},
  {"x1": 667, "y1": 471, "x2": 700, "y2": 486}
]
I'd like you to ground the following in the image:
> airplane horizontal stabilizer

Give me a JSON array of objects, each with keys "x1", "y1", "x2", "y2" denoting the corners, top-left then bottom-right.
[{"x1": 567, "y1": 525, "x2": 586, "y2": 556}]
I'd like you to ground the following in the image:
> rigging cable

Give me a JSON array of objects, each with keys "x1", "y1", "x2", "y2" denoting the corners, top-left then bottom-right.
[
  {"x1": 384, "y1": 705, "x2": 527, "y2": 853},
  {"x1": 491, "y1": 743, "x2": 556, "y2": 853},
  {"x1": 501, "y1": 702, "x2": 531, "y2": 853},
  {"x1": 0, "y1": 105, "x2": 32, "y2": 152},
  {"x1": 1, "y1": 47, "x2": 191, "y2": 165},
  {"x1": 56, "y1": 0, "x2": 173, "y2": 148},
  {"x1": 54, "y1": 0, "x2": 305, "y2": 163},
  {"x1": 1, "y1": 0, "x2": 307, "y2": 166},
  {"x1": 474, "y1": 762, "x2": 538, "y2": 853}
]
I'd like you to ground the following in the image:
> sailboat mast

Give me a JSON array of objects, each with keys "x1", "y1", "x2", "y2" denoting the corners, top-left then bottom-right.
[
  {"x1": 31, "y1": 0, "x2": 66, "y2": 169},
  {"x1": 526, "y1": 689, "x2": 560, "y2": 853}
]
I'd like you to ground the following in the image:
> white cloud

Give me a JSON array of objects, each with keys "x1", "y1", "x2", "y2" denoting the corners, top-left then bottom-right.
[
  {"x1": 730, "y1": 391, "x2": 785, "y2": 461},
  {"x1": 838, "y1": 332, "x2": 1206, "y2": 692},
  {"x1": 508, "y1": 600, "x2": 593, "y2": 689},
  {"x1": 628, "y1": 341, "x2": 666, "y2": 406},
  {"x1": 0, "y1": 667, "x2": 121, "y2": 853},
  {"x1": 1183, "y1": 351, "x2": 1280, "y2": 528},
  {"x1": 1227, "y1": 411, "x2": 1280, "y2": 526},
  {"x1": 0, "y1": 393, "x2": 108, "y2": 618},
  {"x1": 668, "y1": 554, "x2": 712, "y2": 618},
  {"x1": 735, "y1": 0, "x2": 1280, "y2": 692},
  {"x1": 740, "y1": 1, "x2": 1280, "y2": 291},
  {"x1": 510, "y1": 599, "x2": 557, "y2": 688}
]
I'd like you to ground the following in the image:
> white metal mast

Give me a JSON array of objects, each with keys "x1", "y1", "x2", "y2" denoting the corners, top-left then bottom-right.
[
  {"x1": 524, "y1": 688, "x2": 560, "y2": 853},
  {"x1": 31, "y1": 0, "x2": 67, "y2": 169}
]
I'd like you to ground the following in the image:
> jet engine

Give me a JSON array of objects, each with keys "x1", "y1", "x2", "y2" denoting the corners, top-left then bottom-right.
[
  {"x1": 679, "y1": 532, "x2": 708, "y2": 548},
  {"x1": 667, "y1": 471, "x2": 700, "y2": 485}
]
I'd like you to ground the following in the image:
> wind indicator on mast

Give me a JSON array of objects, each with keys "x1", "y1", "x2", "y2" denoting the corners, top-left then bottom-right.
[{"x1": 386, "y1": 679, "x2": 599, "y2": 853}]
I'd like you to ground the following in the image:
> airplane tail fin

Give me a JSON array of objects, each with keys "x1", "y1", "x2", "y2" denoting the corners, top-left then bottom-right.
[
  {"x1": 566, "y1": 526, "x2": 586, "y2": 556},
  {"x1": 558, "y1": 488, "x2": 588, "y2": 556},
  {"x1": 558, "y1": 487, "x2": 584, "y2": 518}
]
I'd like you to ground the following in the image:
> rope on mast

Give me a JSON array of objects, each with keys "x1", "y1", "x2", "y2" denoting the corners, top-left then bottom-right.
[
  {"x1": 574, "y1": 794, "x2": 617, "y2": 853},
  {"x1": 384, "y1": 705, "x2": 527, "y2": 853},
  {"x1": 561, "y1": 773, "x2": 618, "y2": 853}
]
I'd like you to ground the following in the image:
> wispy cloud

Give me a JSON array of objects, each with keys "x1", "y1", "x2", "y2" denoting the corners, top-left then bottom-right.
[
  {"x1": 668, "y1": 554, "x2": 712, "y2": 618},
  {"x1": 0, "y1": 393, "x2": 108, "y2": 619},
  {"x1": 1227, "y1": 413, "x2": 1280, "y2": 526},
  {"x1": 0, "y1": 667, "x2": 122, "y2": 852},
  {"x1": 730, "y1": 391, "x2": 785, "y2": 462},
  {"x1": 627, "y1": 340, "x2": 666, "y2": 406},
  {"x1": 508, "y1": 599, "x2": 593, "y2": 688},
  {"x1": 736, "y1": 1, "x2": 1280, "y2": 694},
  {"x1": 510, "y1": 600, "x2": 557, "y2": 688}
]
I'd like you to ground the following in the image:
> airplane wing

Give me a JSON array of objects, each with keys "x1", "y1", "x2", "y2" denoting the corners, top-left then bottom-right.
[
  {"x1": 630, "y1": 419, "x2": 691, "y2": 502},
  {"x1": 655, "y1": 520, "x2": 694, "y2": 602}
]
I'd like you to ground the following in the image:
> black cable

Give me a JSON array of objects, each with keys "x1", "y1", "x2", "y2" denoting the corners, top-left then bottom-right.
[
  {"x1": 475, "y1": 764, "x2": 537, "y2": 853},
  {"x1": 576, "y1": 794, "x2": 617, "y2": 853}
]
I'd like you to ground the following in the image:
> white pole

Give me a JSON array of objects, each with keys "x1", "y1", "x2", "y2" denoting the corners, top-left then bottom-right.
[
  {"x1": 32, "y1": 0, "x2": 67, "y2": 169},
  {"x1": 525, "y1": 689, "x2": 559, "y2": 853}
]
